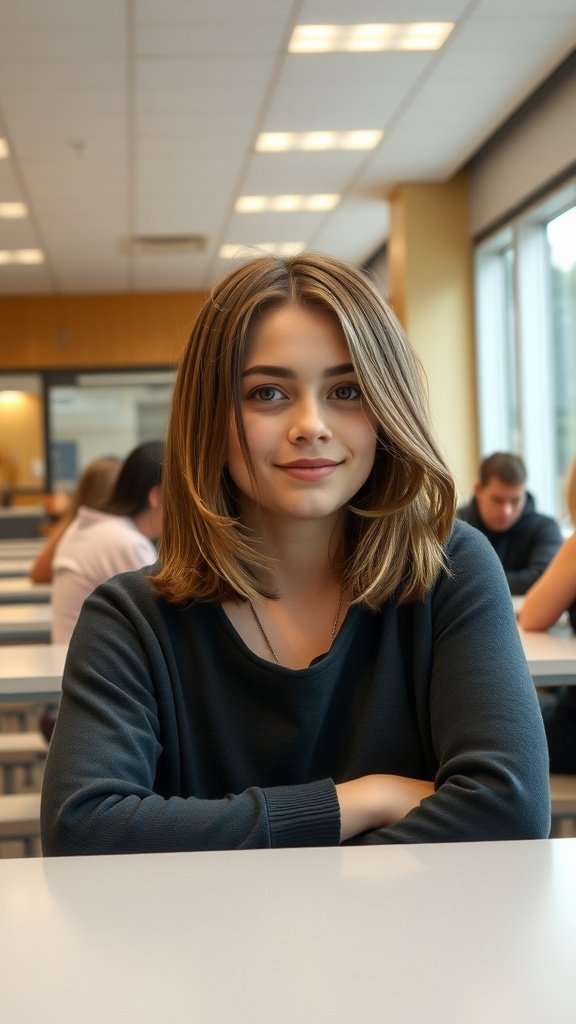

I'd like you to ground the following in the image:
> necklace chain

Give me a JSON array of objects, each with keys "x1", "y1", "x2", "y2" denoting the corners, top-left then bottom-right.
[{"x1": 249, "y1": 589, "x2": 344, "y2": 665}]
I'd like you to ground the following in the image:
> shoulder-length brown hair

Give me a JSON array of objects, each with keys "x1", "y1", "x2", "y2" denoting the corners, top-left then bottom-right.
[{"x1": 153, "y1": 252, "x2": 456, "y2": 608}]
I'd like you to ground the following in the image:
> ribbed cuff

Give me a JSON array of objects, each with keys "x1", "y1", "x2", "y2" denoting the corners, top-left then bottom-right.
[{"x1": 262, "y1": 777, "x2": 341, "y2": 848}]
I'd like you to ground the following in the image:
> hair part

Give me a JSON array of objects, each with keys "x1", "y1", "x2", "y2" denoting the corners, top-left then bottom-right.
[
  {"x1": 154, "y1": 252, "x2": 456, "y2": 609},
  {"x1": 479, "y1": 452, "x2": 527, "y2": 488}
]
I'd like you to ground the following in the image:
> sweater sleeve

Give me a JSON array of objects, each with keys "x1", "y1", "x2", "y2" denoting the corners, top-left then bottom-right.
[
  {"x1": 506, "y1": 516, "x2": 562, "y2": 595},
  {"x1": 352, "y1": 523, "x2": 551, "y2": 845},
  {"x1": 40, "y1": 580, "x2": 341, "y2": 855}
]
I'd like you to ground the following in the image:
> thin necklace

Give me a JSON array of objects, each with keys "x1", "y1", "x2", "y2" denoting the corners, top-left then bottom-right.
[{"x1": 249, "y1": 588, "x2": 344, "y2": 665}]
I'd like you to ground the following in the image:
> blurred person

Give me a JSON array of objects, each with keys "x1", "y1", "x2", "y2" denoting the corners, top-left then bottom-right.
[
  {"x1": 41, "y1": 253, "x2": 549, "y2": 857},
  {"x1": 29, "y1": 456, "x2": 121, "y2": 584},
  {"x1": 458, "y1": 451, "x2": 561, "y2": 595},
  {"x1": 520, "y1": 457, "x2": 576, "y2": 771},
  {"x1": 51, "y1": 440, "x2": 163, "y2": 645}
]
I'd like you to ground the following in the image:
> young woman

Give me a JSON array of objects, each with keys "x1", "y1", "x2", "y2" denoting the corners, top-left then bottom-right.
[
  {"x1": 519, "y1": 456, "x2": 576, "y2": 770},
  {"x1": 41, "y1": 253, "x2": 550, "y2": 855}
]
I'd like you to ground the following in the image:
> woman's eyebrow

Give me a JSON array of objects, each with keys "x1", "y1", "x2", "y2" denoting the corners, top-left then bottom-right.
[
  {"x1": 242, "y1": 362, "x2": 355, "y2": 379},
  {"x1": 242, "y1": 365, "x2": 295, "y2": 379}
]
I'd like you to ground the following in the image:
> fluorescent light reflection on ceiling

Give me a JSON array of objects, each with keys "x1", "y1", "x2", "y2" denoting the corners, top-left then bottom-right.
[
  {"x1": 0, "y1": 139, "x2": 9, "y2": 158},
  {"x1": 0, "y1": 202, "x2": 27, "y2": 218},
  {"x1": 235, "y1": 194, "x2": 340, "y2": 213},
  {"x1": 256, "y1": 130, "x2": 382, "y2": 152},
  {"x1": 289, "y1": 23, "x2": 454, "y2": 52},
  {"x1": 0, "y1": 249, "x2": 44, "y2": 265}
]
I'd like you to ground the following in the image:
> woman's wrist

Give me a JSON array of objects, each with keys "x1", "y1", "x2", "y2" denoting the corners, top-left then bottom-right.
[{"x1": 336, "y1": 776, "x2": 379, "y2": 842}]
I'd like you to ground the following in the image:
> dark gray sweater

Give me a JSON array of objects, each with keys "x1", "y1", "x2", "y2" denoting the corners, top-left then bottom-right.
[
  {"x1": 41, "y1": 521, "x2": 550, "y2": 855},
  {"x1": 457, "y1": 492, "x2": 561, "y2": 595}
]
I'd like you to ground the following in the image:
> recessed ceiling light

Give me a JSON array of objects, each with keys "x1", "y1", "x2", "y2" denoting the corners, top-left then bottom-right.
[
  {"x1": 0, "y1": 248, "x2": 44, "y2": 265},
  {"x1": 0, "y1": 139, "x2": 9, "y2": 158},
  {"x1": 0, "y1": 202, "x2": 27, "y2": 218},
  {"x1": 219, "y1": 242, "x2": 305, "y2": 260},
  {"x1": 15, "y1": 249, "x2": 44, "y2": 264},
  {"x1": 256, "y1": 130, "x2": 382, "y2": 152},
  {"x1": 289, "y1": 23, "x2": 454, "y2": 52},
  {"x1": 235, "y1": 194, "x2": 340, "y2": 213}
]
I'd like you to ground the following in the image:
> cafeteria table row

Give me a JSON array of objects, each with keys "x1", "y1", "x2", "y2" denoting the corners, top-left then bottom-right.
[
  {"x1": 0, "y1": 578, "x2": 51, "y2": 604},
  {"x1": 0, "y1": 603, "x2": 51, "y2": 643},
  {"x1": 1, "y1": 839, "x2": 575, "y2": 1023},
  {"x1": 0, "y1": 644, "x2": 67, "y2": 702},
  {"x1": 0, "y1": 539, "x2": 43, "y2": 559},
  {"x1": 0, "y1": 559, "x2": 36, "y2": 579},
  {"x1": 0, "y1": 629, "x2": 576, "y2": 703}
]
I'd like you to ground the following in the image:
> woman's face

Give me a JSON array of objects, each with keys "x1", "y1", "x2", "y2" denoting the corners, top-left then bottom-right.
[{"x1": 227, "y1": 303, "x2": 378, "y2": 530}]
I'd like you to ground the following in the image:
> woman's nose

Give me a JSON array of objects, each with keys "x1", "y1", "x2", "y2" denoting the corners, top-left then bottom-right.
[{"x1": 287, "y1": 398, "x2": 332, "y2": 444}]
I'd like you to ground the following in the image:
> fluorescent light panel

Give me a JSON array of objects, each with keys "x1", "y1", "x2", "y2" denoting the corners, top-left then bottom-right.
[
  {"x1": 289, "y1": 23, "x2": 454, "y2": 52},
  {"x1": 0, "y1": 138, "x2": 9, "y2": 158},
  {"x1": 235, "y1": 194, "x2": 340, "y2": 213},
  {"x1": 0, "y1": 202, "x2": 27, "y2": 218},
  {"x1": 219, "y1": 242, "x2": 305, "y2": 260},
  {"x1": 0, "y1": 249, "x2": 44, "y2": 265},
  {"x1": 256, "y1": 130, "x2": 382, "y2": 152}
]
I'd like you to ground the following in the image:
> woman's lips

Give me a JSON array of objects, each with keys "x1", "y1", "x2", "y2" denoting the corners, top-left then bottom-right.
[{"x1": 277, "y1": 459, "x2": 342, "y2": 481}]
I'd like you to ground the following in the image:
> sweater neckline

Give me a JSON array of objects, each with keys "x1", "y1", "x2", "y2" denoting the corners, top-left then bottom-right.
[{"x1": 213, "y1": 601, "x2": 359, "y2": 674}]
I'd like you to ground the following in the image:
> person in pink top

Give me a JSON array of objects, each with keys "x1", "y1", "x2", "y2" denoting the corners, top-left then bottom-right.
[{"x1": 52, "y1": 440, "x2": 163, "y2": 645}]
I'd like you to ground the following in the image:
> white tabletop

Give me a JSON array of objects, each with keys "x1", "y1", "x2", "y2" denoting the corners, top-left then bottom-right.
[
  {"x1": 0, "y1": 540, "x2": 42, "y2": 558},
  {"x1": 1, "y1": 840, "x2": 575, "y2": 1024},
  {"x1": 0, "y1": 643, "x2": 66, "y2": 701},
  {"x1": 0, "y1": 577, "x2": 51, "y2": 603},
  {"x1": 0, "y1": 559, "x2": 33, "y2": 578},
  {"x1": 519, "y1": 626, "x2": 576, "y2": 683},
  {"x1": 0, "y1": 602, "x2": 51, "y2": 641}
]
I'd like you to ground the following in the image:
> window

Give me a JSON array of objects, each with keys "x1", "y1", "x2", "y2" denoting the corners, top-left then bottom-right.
[
  {"x1": 474, "y1": 181, "x2": 576, "y2": 521},
  {"x1": 546, "y1": 206, "x2": 576, "y2": 509},
  {"x1": 0, "y1": 368, "x2": 175, "y2": 501},
  {"x1": 47, "y1": 370, "x2": 175, "y2": 491}
]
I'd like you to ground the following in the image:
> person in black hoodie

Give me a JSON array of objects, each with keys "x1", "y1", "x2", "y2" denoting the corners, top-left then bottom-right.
[{"x1": 458, "y1": 452, "x2": 561, "y2": 595}]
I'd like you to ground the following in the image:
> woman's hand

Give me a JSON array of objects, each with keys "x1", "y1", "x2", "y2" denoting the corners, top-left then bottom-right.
[{"x1": 336, "y1": 774, "x2": 435, "y2": 842}]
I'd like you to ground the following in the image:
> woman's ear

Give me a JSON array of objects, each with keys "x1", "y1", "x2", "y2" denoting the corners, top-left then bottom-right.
[{"x1": 148, "y1": 484, "x2": 162, "y2": 510}]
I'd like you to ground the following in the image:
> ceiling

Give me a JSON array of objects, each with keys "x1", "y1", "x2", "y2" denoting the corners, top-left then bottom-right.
[{"x1": 0, "y1": 0, "x2": 575, "y2": 296}]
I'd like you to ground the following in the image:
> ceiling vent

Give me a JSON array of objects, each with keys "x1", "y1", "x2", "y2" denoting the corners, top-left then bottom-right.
[{"x1": 118, "y1": 234, "x2": 208, "y2": 255}]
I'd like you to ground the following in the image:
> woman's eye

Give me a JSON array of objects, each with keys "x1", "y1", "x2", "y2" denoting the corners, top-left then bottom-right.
[
  {"x1": 249, "y1": 385, "x2": 285, "y2": 402},
  {"x1": 331, "y1": 383, "x2": 361, "y2": 401}
]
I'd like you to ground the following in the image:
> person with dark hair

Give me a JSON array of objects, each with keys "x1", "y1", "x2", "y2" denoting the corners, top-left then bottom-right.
[
  {"x1": 41, "y1": 254, "x2": 549, "y2": 856},
  {"x1": 51, "y1": 440, "x2": 163, "y2": 644},
  {"x1": 457, "y1": 451, "x2": 561, "y2": 594}
]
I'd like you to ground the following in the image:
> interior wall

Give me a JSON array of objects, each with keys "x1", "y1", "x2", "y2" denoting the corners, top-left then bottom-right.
[
  {"x1": 389, "y1": 171, "x2": 478, "y2": 500},
  {"x1": 470, "y1": 63, "x2": 576, "y2": 235},
  {"x1": 0, "y1": 391, "x2": 44, "y2": 488},
  {"x1": 0, "y1": 291, "x2": 207, "y2": 369}
]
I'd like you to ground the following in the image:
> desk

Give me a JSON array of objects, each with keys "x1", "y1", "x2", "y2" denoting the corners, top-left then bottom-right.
[
  {"x1": 0, "y1": 643, "x2": 66, "y2": 702},
  {"x1": 0, "y1": 507, "x2": 45, "y2": 540},
  {"x1": 519, "y1": 627, "x2": 576, "y2": 684},
  {"x1": 0, "y1": 603, "x2": 51, "y2": 642},
  {"x1": 0, "y1": 540, "x2": 42, "y2": 559},
  {"x1": 0, "y1": 559, "x2": 33, "y2": 578},
  {"x1": 0, "y1": 578, "x2": 51, "y2": 604},
  {"x1": 1, "y1": 840, "x2": 575, "y2": 1023}
]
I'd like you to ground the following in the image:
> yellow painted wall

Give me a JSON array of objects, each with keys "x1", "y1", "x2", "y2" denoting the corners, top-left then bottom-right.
[
  {"x1": 0, "y1": 291, "x2": 207, "y2": 369},
  {"x1": 0, "y1": 391, "x2": 44, "y2": 489},
  {"x1": 389, "y1": 171, "x2": 479, "y2": 498}
]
